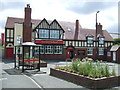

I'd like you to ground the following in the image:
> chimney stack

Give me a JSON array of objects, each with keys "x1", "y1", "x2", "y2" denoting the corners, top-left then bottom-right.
[
  {"x1": 74, "y1": 19, "x2": 79, "y2": 40},
  {"x1": 23, "y1": 4, "x2": 32, "y2": 42},
  {"x1": 96, "y1": 23, "x2": 103, "y2": 36}
]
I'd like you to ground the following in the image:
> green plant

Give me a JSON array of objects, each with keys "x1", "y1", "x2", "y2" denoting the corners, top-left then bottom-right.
[
  {"x1": 105, "y1": 64, "x2": 110, "y2": 77},
  {"x1": 111, "y1": 67, "x2": 116, "y2": 76},
  {"x1": 72, "y1": 58, "x2": 80, "y2": 71},
  {"x1": 114, "y1": 38, "x2": 120, "y2": 45}
]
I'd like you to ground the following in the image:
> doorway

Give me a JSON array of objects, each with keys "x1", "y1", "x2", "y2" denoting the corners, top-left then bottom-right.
[
  {"x1": 113, "y1": 52, "x2": 116, "y2": 61},
  {"x1": 6, "y1": 48, "x2": 13, "y2": 59},
  {"x1": 69, "y1": 50, "x2": 74, "y2": 59},
  {"x1": 66, "y1": 46, "x2": 75, "y2": 59}
]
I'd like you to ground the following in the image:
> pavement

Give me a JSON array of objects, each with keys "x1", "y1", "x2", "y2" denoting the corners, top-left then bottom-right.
[{"x1": 1, "y1": 49, "x2": 120, "y2": 90}]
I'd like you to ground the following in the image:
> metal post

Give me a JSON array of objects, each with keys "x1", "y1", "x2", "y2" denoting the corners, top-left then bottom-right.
[
  {"x1": 22, "y1": 46, "x2": 24, "y2": 72},
  {"x1": 38, "y1": 46, "x2": 40, "y2": 71},
  {"x1": 14, "y1": 46, "x2": 16, "y2": 68},
  {"x1": 95, "y1": 11, "x2": 100, "y2": 61}
]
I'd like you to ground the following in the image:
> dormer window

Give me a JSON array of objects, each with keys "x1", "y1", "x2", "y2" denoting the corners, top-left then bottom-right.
[
  {"x1": 87, "y1": 37, "x2": 94, "y2": 44},
  {"x1": 50, "y1": 30, "x2": 59, "y2": 39},
  {"x1": 99, "y1": 37, "x2": 104, "y2": 44},
  {"x1": 39, "y1": 29, "x2": 49, "y2": 38}
]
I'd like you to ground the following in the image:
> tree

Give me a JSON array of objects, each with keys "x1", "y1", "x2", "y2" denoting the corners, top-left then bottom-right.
[{"x1": 114, "y1": 38, "x2": 120, "y2": 45}]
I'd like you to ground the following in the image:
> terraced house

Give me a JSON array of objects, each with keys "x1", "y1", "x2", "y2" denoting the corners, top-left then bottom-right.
[{"x1": 5, "y1": 4, "x2": 117, "y2": 63}]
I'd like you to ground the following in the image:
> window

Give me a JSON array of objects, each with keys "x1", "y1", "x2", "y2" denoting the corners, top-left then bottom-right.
[
  {"x1": 78, "y1": 50, "x2": 86, "y2": 55},
  {"x1": 99, "y1": 37, "x2": 104, "y2": 44},
  {"x1": 39, "y1": 29, "x2": 49, "y2": 38},
  {"x1": 87, "y1": 37, "x2": 93, "y2": 44},
  {"x1": 54, "y1": 46, "x2": 62, "y2": 54},
  {"x1": 40, "y1": 46, "x2": 44, "y2": 54},
  {"x1": 45, "y1": 45, "x2": 53, "y2": 54},
  {"x1": 50, "y1": 30, "x2": 59, "y2": 39},
  {"x1": 60, "y1": 30, "x2": 63, "y2": 39},
  {"x1": 34, "y1": 47, "x2": 39, "y2": 54},
  {"x1": 6, "y1": 29, "x2": 14, "y2": 42},
  {"x1": 87, "y1": 48, "x2": 93, "y2": 55},
  {"x1": 99, "y1": 48, "x2": 104, "y2": 55},
  {"x1": 107, "y1": 52, "x2": 111, "y2": 56}
]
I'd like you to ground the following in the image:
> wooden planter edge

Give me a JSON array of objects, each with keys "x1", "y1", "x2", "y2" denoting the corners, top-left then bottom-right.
[{"x1": 50, "y1": 68, "x2": 120, "y2": 89}]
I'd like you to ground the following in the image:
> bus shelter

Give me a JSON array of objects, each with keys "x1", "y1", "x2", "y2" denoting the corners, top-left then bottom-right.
[{"x1": 14, "y1": 42, "x2": 41, "y2": 72}]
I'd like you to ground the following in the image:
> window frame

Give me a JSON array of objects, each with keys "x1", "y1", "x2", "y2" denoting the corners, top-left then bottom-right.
[
  {"x1": 54, "y1": 45, "x2": 62, "y2": 54},
  {"x1": 107, "y1": 52, "x2": 111, "y2": 56},
  {"x1": 45, "y1": 45, "x2": 53, "y2": 54},
  {"x1": 50, "y1": 30, "x2": 60, "y2": 39},
  {"x1": 39, "y1": 29, "x2": 49, "y2": 38},
  {"x1": 87, "y1": 48, "x2": 93, "y2": 56},
  {"x1": 99, "y1": 37, "x2": 104, "y2": 45},
  {"x1": 99, "y1": 48, "x2": 104, "y2": 55},
  {"x1": 87, "y1": 36, "x2": 94, "y2": 44}
]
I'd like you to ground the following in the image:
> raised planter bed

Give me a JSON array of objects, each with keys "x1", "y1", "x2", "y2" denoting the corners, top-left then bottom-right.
[{"x1": 50, "y1": 68, "x2": 120, "y2": 89}]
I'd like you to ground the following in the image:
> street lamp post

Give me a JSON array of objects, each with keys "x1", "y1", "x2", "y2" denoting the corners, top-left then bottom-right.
[
  {"x1": 96, "y1": 11, "x2": 99, "y2": 40},
  {"x1": 95, "y1": 11, "x2": 100, "y2": 61}
]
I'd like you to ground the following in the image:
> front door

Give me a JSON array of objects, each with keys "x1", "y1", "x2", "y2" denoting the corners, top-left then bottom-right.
[
  {"x1": 6, "y1": 48, "x2": 14, "y2": 59},
  {"x1": 69, "y1": 51, "x2": 74, "y2": 59},
  {"x1": 66, "y1": 46, "x2": 74, "y2": 59},
  {"x1": 113, "y1": 52, "x2": 116, "y2": 61}
]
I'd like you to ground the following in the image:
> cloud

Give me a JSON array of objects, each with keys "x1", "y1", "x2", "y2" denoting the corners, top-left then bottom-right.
[
  {"x1": 107, "y1": 23, "x2": 118, "y2": 33},
  {"x1": 67, "y1": 2, "x2": 117, "y2": 14},
  {"x1": 0, "y1": 1, "x2": 26, "y2": 11}
]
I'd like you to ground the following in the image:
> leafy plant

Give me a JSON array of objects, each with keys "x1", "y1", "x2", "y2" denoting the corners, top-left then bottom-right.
[{"x1": 111, "y1": 67, "x2": 116, "y2": 76}]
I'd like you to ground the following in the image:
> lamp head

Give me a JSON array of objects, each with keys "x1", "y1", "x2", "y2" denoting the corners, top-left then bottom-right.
[{"x1": 97, "y1": 11, "x2": 100, "y2": 13}]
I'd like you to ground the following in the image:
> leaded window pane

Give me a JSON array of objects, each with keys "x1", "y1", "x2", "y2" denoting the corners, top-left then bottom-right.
[
  {"x1": 50, "y1": 30, "x2": 59, "y2": 39},
  {"x1": 87, "y1": 37, "x2": 93, "y2": 44},
  {"x1": 54, "y1": 46, "x2": 62, "y2": 54},
  {"x1": 39, "y1": 29, "x2": 49, "y2": 38}
]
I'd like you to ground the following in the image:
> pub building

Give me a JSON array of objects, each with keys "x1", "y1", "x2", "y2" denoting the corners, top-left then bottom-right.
[{"x1": 5, "y1": 4, "x2": 117, "y2": 62}]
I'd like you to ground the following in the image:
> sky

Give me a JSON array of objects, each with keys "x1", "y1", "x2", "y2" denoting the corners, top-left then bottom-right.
[{"x1": 0, "y1": 0, "x2": 119, "y2": 38}]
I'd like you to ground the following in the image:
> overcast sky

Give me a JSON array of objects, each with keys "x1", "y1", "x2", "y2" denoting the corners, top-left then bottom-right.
[{"x1": 0, "y1": 0, "x2": 119, "y2": 37}]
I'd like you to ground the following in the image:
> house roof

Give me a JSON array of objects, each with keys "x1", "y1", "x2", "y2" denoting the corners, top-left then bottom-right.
[
  {"x1": 110, "y1": 45, "x2": 120, "y2": 51},
  {"x1": 5, "y1": 17, "x2": 114, "y2": 41}
]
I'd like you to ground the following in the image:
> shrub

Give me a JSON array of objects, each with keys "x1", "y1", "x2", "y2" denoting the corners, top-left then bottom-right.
[
  {"x1": 57, "y1": 57, "x2": 116, "y2": 78},
  {"x1": 104, "y1": 64, "x2": 110, "y2": 77},
  {"x1": 111, "y1": 67, "x2": 116, "y2": 76},
  {"x1": 72, "y1": 58, "x2": 80, "y2": 71}
]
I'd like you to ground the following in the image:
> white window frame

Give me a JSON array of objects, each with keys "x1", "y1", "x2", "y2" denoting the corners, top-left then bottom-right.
[
  {"x1": 45, "y1": 45, "x2": 53, "y2": 54},
  {"x1": 50, "y1": 30, "x2": 59, "y2": 39},
  {"x1": 87, "y1": 37, "x2": 94, "y2": 44},
  {"x1": 99, "y1": 37, "x2": 104, "y2": 44},
  {"x1": 40, "y1": 46, "x2": 44, "y2": 54},
  {"x1": 87, "y1": 48, "x2": 93, "y2": 55},
  {"x1": 99, "y1": 48, "x2": 104, "y2": 55},
  {"x1": 107, "y1": 52, "x2": 111, "y2": 56},
  {"x1": 39, "y1": 29, "x2": 49, "y2": 38},
  {"x1": 54, "y1": 46, "x2": 62, "y2": 54}
]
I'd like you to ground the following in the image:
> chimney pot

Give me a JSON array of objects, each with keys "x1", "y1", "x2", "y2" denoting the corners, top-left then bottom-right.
[{"x1": 27, "y1": 4, "x2": 30, "y2": 8}]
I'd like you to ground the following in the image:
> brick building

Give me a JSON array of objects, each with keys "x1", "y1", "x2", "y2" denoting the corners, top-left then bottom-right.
[{"x1": 4, "y1": 4, "x2": 115, "y2": 62}]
